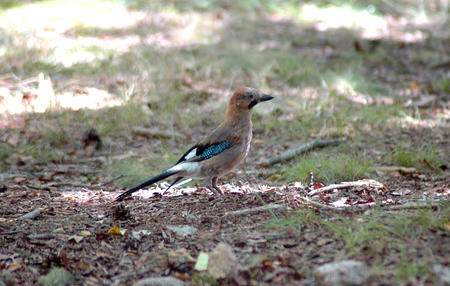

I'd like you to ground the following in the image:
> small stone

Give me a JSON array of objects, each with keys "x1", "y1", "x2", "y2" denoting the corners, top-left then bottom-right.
[
  {"x1": 314, "y1": 260, "x2": 370, "y2": 286},
  {"x1": 132, "y1": 276, "x2": 184, "y2": 286},
  {"x1": 19, "y1": 209, "x2": 41, "y2": 220},
  {"x1": 165, "y1": 225, "x2": 197, "y2": 237},
  {"x1": 38, "y1": 267, "x2": 74, "y2": 286},
  {"x1": 207, "y1": 243, "x2": 241, "y2": 279},
  {"x1": 168, "y1": 248, "x2": 195, "y2": 273},
  {"x1": 194, "y1": 252, "x2": 209, "y2": 271},
  {"x1": 432, "y1": 264, "x2": 450, "y2": 286},
  {"x1": 131, "y1": 230, "x2": 152, "y2": 240}
]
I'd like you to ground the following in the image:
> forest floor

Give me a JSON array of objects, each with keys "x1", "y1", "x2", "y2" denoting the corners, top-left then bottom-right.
[{"x1": 0, "y1": 0, "x2": 449, "y2": 285}]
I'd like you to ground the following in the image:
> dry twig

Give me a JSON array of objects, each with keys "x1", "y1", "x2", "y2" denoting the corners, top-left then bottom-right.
[
  {"x1": 97, "y1": 175, "x2": 124, "y2": 187},
  {"x1": 19, "y1": 209, "x2": 41, "y2": 220},
  {"x1": 261, "y1": 138, "x2": 345, "y2": 167},
  {"x1": 308, "y1": 179, "x2": 387, "y2": 196},
  {"x1": 224, "y1": 203, "x2": 287, "y2": 216},
  {"x1": 132, "y1": 126, "x2": 183, "y2": 139},
  {"x1": 369, "y1": 166, "x2": 416, "y2": 173}
]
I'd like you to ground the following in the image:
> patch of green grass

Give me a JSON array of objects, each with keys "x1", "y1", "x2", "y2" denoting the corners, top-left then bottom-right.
[
  {"x1": 270, "y1": 54, "x2": 323, "y2": 87},
  {"x1": 391, "y1": 145, "x2": 442, "y2": 171},
  {"x1": 265, "y1": 208, "x2": 320, "y2": 230},
  {"x1": 391, "y1": 204, "x2": 450, "y2": 236},
  {"x1": 18, "y1": 144, "x2": 65, "y2": 163},
  {"x1": 42, "y1": 125, "x2": 69, "y2": 148},
  {"x1": 107, "y1": 145, "x2": 177, "y2": 188},
  {"x1": 395, "y1": 246, "x2": 429, "y2": 282},
  {"x1": 356, "y1": 104, "x2": 401, "y2": 126},
  {"x1": 38, "y1": 267, "x2": 74, "y2": 286},
  {"x1": 283, "y1": 152, "x2": 371, "y2": 184},
  {"x1": 433, "y1": 77, "x2": 450, "y2": 94},
  {"x1": 108, "y1": 158, "x2": 153, "y2": 188},
  {"x1": 0, "y1": 0, "x2": 46, "y2": 10},
  {"x1": 191, "y1": 273, "x2": 220, "y2": 286},
  {"x1": 266, "y1": 202, "x2": 449, "y2": 282},
  {"x1": 0, "y1": 142, "x2": 13, "y2": 161},
  {"x1": 95, "y1": 104, "x2": 149, "y2": 135},
  {"x1": 330, "y1": 66, "x2": 390, "y2": 96}
]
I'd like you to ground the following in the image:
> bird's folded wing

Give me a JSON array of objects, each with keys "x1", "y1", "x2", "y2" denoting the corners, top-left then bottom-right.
[{"x1": 177, "y1": 141, "x2": 233, "y2": 163}]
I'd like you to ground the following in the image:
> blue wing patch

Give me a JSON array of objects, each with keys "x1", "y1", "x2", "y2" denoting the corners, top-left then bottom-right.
[
  {"x1": 177, "y1": 141, "x2": 233, "y2": 164},
  {"x1": 200, "y1": 141, "x2": 232, "y2": 160}
]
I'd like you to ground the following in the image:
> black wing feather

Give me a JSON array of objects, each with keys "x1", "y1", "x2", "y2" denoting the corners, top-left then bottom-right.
[{"x1": 176, "y1": 141, "x2": 233, "y2": 164}]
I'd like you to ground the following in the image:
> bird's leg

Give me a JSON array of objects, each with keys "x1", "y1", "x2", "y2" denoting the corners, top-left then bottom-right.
[{"x1": 209, "y1": 176, "x2": 223, "y2": 195}]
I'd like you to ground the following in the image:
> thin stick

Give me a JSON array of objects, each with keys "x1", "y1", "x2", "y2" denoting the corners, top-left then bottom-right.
[
  {"x1": 26, "y1": 184, "x2": 50, "y2": 191},
  {"x1": 308, "y1": 179, "x2": 386, "y2": 196},
  {"x1": 369, "y1": 166, "x2": 416, "y2": 173},
  {"x1": 224, "y1": 203, "x2": 287, "y2": 216},
  {"x1": 97, "y1": 175, "x2": 124, "y2": 187},
  {"x1": 381, "y1": 201, "x2": 447, "y2": 211},
  {"x1": 132, "y1": 126, "x2": 183, "y2": 139},
  {"x1": 261, "y1": 138, "x2": 345, "y2": 167},
  {"x1": 19, "y1": 209, "x2": 41, "y2": 220}
]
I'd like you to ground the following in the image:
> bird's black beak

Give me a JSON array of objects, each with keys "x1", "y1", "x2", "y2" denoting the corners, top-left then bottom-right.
[
  {"x1": 259, "y1": 94, "x2": 274, "y2": 102},
  {"x1": 249, "y1": 94, "x2": 274, "y2": 109}
]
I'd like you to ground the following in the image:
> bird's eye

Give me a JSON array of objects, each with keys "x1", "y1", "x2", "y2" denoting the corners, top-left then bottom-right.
[{"x1": 247, "y1": 93, "x2": 254, "y2": 99}]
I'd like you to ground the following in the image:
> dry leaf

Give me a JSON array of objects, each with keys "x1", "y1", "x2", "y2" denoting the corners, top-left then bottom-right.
[
  {"x1": 68, "y1": 235, "x2": 84, "y2": 243},
  {"x1": 108, "y1": 225, "x2": 126, "y2": 235},
  {"x1": 194, "y1": 252, "x2": 209, "y2": 271},
  {"x1": 80, "y1": 231, "x2": 91, "y2": 236}
]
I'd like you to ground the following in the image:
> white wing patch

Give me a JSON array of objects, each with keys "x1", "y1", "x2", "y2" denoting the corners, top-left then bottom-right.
[
  {"x1": 184, "y1": 148, "x2": 198, "y2": 160},
  {"x1": 169, "y1": 162, "x2": 200, "y2": 175}
]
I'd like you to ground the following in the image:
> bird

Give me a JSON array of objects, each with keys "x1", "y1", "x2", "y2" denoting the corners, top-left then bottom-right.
[{"x1": 115, "y1": 87, "x2": 274, "y2": 201}]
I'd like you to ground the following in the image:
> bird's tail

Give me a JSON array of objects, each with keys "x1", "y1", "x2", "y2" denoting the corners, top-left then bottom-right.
[{"x1": 115, "y1": 169, "x2": 180, "y2": 201}]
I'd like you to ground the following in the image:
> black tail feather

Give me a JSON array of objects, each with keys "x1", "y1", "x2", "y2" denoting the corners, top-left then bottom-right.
[
  {"x1": 116, "y1": 169, "x2": 179, "y2": 201},
  {"x1": 165, "y1": 176, "x2": 184, "y2": 191}
]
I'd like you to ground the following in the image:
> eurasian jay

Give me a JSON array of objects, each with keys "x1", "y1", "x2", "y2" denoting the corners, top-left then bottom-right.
[{"x1": 115, "y1": 87, "x2": 273, "y2": 201}]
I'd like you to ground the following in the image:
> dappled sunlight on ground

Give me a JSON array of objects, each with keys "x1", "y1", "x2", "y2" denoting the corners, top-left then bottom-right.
[
  {"x1": 271, "y1": 3, "x2": 440, "y2": 42},
  {"x1": 144, "y1": 11, "x2": 224, "y2": 48},
  {"x1": 0, "y1": 1, "x2": 448, "y2": 284},
  {"x1": 0, "y1": 73, "x2": 123, "y2": 114},
  {"x1": 1, "y1": 0, "x2": 144, "y2": 32},
  {"x1": 0, "y1": 0, "x2": 145, "y2": 66},
  {"x1": 56, "y1": 88, "x2": 123, "y2": 110},
  {"x1": 390, "y1": 108, "x2": 450, "y2": 129},
  {"x1": 300, "y1": 4, "x2": 387, "y2": 36},
  {"x1": 0, "y1": 0, "x2": 224, "y2": 68},
  {"x1": 332, "y1": 78, "x2": 374, "y2": 105},
  {"x1": 59, "y1": 181, "x2": 279, "y2": 205}
]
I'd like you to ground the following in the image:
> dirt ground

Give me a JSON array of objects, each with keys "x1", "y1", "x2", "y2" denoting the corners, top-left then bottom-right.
[
  {"x1": 0, "y1": 0, "x2": 449, "y2": 285},
  {"x1": 0, "y1": 139, "x2": 448, "y2": 285}
]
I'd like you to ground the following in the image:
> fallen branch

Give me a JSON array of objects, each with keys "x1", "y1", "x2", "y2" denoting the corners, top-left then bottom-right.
[
  {"x1": 381, "y1": 200, "x2": 447, "y2": 211},
  {"x1": 132, "y1": 126, "x2": 183, "y2": 139},
  {"x1": 299, "y1": 196, "x2": 347, "y2": 211},
  {"x1": 28, "y1": 233, "x2": 56, "y2": 240},
  {"x1": 299, "y1": 196, "x2": 447, "y2": 213},
  {"x1": 369, "y1": 166, "x2": 416, "y2": 173},
  {"x1": 308, "y1": 179, "x2": 387, "y2": 196},
  {"x1": 19, "y1": 209, "x2": 41, "y2": 220},
  {"x1": 97, "y1": 175, "x2": 124, "y2": 187},
  {"x1": 224, "y1": 203, "x2": 287, "y2": 216},
  {"x1": 0, "y1": 231, "x2": 22, "y2": 236},
  {"x1": 261, "y1": 138, "x2": 345, "y2": 167},
  {"x1": 26, "y1": 184, "x2": 50, "y2": 191}
]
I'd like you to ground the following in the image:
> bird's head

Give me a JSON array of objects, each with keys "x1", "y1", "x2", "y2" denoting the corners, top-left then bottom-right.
[{"x1": 228, "y1": 87, "x2": 274, "y2": 113}]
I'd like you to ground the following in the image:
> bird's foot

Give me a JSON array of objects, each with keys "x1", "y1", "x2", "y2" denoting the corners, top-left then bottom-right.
[{"x1": 209, "y1": 186, "x2": 223, "y2": 196}]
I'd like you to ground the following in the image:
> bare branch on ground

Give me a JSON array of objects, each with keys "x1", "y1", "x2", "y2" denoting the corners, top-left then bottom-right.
[
  {"x1": 132, "y1": 126, "x2": 183, "y2": 139},
  {"x1": 261, "y1": 138, "x2": 345, "y2": 167},
  {"x1": 224, "y1": 203, "x2": 287, "y2": 216},
  {"x1": 369, "y1": 166, "x2": 417, "y2": 173},
  {"x1": 308, "y1": 179, "x2": 387, "y2": 196}
]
